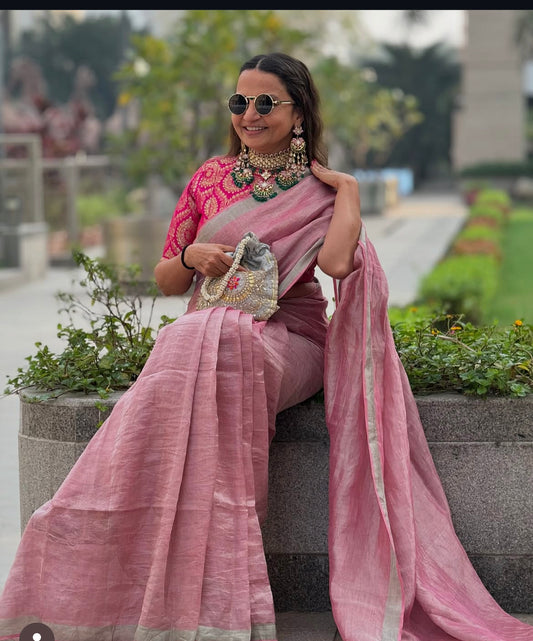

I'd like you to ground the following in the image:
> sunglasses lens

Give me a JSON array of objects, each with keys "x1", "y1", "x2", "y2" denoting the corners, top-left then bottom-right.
[
  {"x1": 228, "y1": 94, "x2": 247, "y2": 115},
  {"x1": 254, "y1": 94, "x2": 274, "y2": 115}
]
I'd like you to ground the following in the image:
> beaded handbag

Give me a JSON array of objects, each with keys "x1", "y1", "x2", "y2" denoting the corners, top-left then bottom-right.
[{"x1": 196, "y1": 232, "x2": 280, "y2": 321}]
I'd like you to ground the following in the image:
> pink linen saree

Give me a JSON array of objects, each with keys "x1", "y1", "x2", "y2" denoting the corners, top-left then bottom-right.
[{"x1": 0, "y1": 174, "x2": 531, "y2": 641}]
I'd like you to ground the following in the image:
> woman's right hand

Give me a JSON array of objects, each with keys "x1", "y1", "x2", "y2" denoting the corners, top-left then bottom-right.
[
  {"x1": 183, "y1": 243, "x2": 236, "y2": 277},
  {"x1": 154, "y1": 242, "x2": 237, "y2": 296}
]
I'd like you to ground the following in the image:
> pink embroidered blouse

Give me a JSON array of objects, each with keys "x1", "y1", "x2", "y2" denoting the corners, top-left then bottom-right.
[{"x1": 161, "y1": 155, "x2": 315, "y2": 283}]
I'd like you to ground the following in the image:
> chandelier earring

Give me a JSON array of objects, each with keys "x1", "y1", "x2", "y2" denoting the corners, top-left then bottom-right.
[
  {"x1": 231, "y1": 143, "x2": 254, "y2": 188},
  {"x1": 276, "y1": 124, "x2": 308, "y2": 191}
]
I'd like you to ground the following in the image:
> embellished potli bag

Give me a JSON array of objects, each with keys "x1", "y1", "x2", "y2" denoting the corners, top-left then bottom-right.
[{"x1": 196, "y1": 232, "x2": 279, "y2": 321}]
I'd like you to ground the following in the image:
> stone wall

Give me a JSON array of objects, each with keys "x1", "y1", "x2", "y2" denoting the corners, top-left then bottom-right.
[{"x1": 18, "y1": 390, "x2": 533, "y2": 613}]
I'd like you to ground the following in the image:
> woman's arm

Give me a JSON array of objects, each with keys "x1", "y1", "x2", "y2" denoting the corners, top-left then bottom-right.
[
  {"x1": 154, "y1": 242, "x2": 237, "y2": 296},
  {"x1": 311, "y1": 161, "x2": 362, "y2": 280}
]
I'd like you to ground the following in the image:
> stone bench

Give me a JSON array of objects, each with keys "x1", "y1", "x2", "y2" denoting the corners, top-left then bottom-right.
[{"x1": 18, "y1": 391, "x2": 533, "y2": 614}]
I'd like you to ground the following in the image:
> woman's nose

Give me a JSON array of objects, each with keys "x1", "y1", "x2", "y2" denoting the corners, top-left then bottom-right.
[{"x1": 242, "y1": 100, "x2": 261, "y2": 120}]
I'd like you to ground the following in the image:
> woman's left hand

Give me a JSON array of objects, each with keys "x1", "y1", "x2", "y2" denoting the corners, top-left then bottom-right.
[
  {"x1": 310, "y1": 160, "x2": 357, "y2": 191},
  {"x1": 311, "y1": 160, "x2": 362, "y2": 280}
]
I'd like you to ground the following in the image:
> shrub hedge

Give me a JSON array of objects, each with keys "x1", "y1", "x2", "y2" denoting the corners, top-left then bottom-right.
[{"x1": 415, "y1": 188, "x2": 511, "y2": 324}]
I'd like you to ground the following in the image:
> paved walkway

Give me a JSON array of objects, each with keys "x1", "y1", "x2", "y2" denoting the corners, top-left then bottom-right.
[{"x1": 2, "y1": 192, "x2": 531, "y2": 635}]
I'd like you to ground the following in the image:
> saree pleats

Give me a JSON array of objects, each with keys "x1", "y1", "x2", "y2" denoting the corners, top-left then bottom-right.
[
  {"x1": 0, "y1": 308, "x2": 284, "y2": 641},
  {"x1": 0, "y1": 176, "x2": 335, "y2": 641},
  {"x1": 325, "y1": 228, "x2": 533, "y2": 641}
]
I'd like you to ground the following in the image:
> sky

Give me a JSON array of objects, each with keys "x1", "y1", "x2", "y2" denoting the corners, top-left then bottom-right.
[
  {"x1": 358, "y1": 10, "x2": 466, "y2": 48},
  {"x1": 85, "y1": 10, "x2": 467, "y2": 50}
]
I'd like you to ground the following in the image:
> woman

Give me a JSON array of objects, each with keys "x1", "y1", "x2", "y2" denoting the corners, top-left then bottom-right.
[{"x1": 0, "y1": 53, "x2": 531, "y2": 641}]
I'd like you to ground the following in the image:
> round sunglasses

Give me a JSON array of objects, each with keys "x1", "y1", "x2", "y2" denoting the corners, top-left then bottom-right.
[{"x1": 228, "y1": 93, "x2": 295, "y2": 116}]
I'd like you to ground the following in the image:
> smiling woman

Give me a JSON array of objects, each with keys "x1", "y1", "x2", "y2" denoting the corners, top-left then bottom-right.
[{"x1": 0, "y1": 50, "x2": 531, "y2": 641}]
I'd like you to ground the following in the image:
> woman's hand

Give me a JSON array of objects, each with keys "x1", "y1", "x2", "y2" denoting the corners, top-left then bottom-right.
[
  {"x1": 311, "y1": 161, "x2": 357, "y2": 192},
  {"x1": 183, "y1": 243, "x2": 236, "y2": 277},
  {"x1": 311, "y1": 161, "x2": 362, "y2": 280},
  {"x1": 154, "y1": 242, "x2": 237, "y2": 296}
]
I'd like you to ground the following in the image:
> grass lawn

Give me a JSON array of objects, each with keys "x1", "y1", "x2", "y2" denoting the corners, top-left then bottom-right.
[{"x1": 483, "y1": 207, "x2": 533, "y2": 325}]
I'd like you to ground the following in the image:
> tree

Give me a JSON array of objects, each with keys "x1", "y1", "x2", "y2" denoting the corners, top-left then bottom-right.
[
  {"x1": 361, "y1": 42, "x2": 461, "y2": 184},
  {"x1": 10, "y1": 11, "x2": 141, "y2": 120},
  {"x1": 111, "y1": 10, "x2": 310, "y2": 189},
  {"x1": 399, "y1": 9, "x2": 430, "y2": 37},
  {"x1": 313, "y1": 55, "x2": 422, "y2": 171},
  {"x1": 111, "y1": 10, "x2": 423, "y2": 189}
]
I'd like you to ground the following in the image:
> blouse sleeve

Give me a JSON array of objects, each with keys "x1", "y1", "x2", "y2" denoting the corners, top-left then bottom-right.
[{"x1": 161, "y1": 169, "x2": 203, "y2": 260}]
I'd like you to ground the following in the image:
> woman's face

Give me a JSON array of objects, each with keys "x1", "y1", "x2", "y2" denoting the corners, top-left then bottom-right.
[{"x1": 231, "y1": 69, "x2": 301, "y2": 155}]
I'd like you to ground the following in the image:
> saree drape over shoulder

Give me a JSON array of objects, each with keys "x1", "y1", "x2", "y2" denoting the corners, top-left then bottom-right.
[
  {"x1": 0, "y1": 168, "x2": 531, "y2": 641},
  {"x1": 325, "y1": 228, "x2": 533, "y2": 641}
]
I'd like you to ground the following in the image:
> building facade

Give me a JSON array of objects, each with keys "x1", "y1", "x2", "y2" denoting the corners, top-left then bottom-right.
[{"x1": 453, "y1": 10, "x2": 529, "y2": 171}]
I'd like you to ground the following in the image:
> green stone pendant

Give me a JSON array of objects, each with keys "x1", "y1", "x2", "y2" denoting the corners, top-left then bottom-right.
[
  {"x1": 231, "y1": 168, "x2": 254, "y2": 188},
  {"x1": 276, "y1": 170, "x2": 299, "y2": 191},
  {"x1": 252, "y1": 181, "x2": 277, "y2": 201}
]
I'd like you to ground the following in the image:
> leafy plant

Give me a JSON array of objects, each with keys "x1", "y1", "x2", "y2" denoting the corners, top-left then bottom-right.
[
  {"x1": 473, "y1": 188, "x2": 511, "y2": 211},
  {"x1": 391, "y1": 312, "x2": 533, "y2": 397},
  {"x1": 4, "y1": 252, "x2": 532, "y2": 410},
  {"x1": 451, "y1": 224, "x2": 502, "y2": 260},
  {"x1": 3, "y1": 250, "x2": 175, "y2": 402}
]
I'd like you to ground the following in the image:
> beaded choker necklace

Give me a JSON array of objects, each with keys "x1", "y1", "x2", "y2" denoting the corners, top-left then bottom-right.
[
  {"x1": 248, "y1": 148, "x2": 289, "y2": 171},
  {"x1": 231, "y1": 144, "x2": 307, "y2": 202}
]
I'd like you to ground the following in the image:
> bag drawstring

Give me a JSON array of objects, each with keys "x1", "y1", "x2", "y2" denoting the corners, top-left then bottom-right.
[{"x1": 199, "y1": 236, "x2": 250, "y2": 303}]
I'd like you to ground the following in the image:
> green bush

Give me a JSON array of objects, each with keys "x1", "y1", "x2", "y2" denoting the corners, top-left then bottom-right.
[
  {"x1": 418, "y1": 254, "x2": 498, "y2": 324},
  {"x1": 77, "y1": 189, "x2": 143, "y2": 228},
  {"x1": 467, "y1": 204, "x2": 506, "y2": 227},
  {"x1": 4, "y1": 250, "x2": 175, "y2": 403},
  {"x1": 391, "y1": 312, "x2": 532, "y2": 397},
  {"x1": 387, "y1": 304, "x2": 438, "y2": 326},
  {"x1": 4, "y1": 253, "x2": 532, "y2": 408},
  {"x1": 459, "y1": 161, "x2": 533, "y2": 178},
  {"x1": 473, "y1": 188, "x2": 511, "y2": 212},
  {"x1": 455, "y1": 225, "x2": 501, "y2": 244}
]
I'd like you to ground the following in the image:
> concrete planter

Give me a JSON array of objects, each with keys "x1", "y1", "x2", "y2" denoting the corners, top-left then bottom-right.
[
  {"x1": 18, "y1": 390, "x2": 533, "y2": 613},
  {"x1": 18, "y1": 390, "x2": 122, "y2": 529}
]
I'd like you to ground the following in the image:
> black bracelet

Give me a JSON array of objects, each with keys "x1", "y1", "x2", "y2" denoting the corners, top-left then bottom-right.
[{"x1": 180, "y1": 245, "x2": 195, "y2": 270}]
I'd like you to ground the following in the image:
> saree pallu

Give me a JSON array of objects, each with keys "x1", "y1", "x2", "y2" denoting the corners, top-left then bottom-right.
[
  {"x1": 326, "y1": 226, "x2": 533, "y2": 641},
  {"x1": 0, "y1": 176, "x2": 336, "y2": 641}
]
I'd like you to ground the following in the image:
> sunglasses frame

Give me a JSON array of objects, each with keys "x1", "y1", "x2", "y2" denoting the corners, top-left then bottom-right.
[{"x1": 228, "y1": 93, "x2": 295, "y2": 116}]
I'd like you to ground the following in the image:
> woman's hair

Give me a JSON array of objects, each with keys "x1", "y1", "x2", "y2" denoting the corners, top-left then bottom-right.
[{"x1": 227, "y1": 52, "x2": 328, "y2": 166}]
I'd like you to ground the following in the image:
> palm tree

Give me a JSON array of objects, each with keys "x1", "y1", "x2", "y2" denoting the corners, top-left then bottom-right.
[{"x1": 360, "y1": 41, "x2": 461, "y2": 184}]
